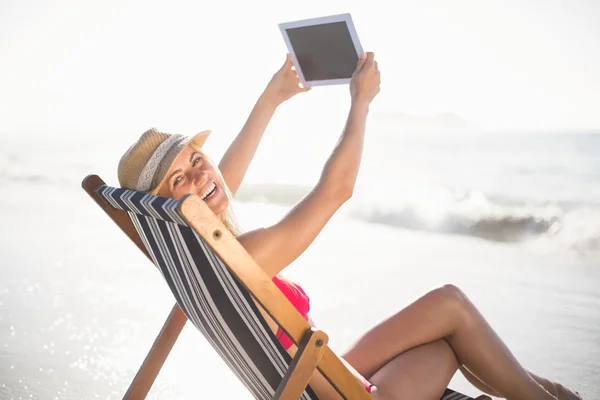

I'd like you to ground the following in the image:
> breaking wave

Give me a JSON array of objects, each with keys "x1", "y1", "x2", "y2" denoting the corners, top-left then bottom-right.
[
  {"x1": 350, "y1": 190, "x2": 564, "y2": 242},
  {"x1": 236, "y1": 182, "x2": 600, "y2": 258}
]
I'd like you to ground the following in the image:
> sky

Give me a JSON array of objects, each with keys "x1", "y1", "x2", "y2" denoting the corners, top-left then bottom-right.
[{"x1": 1, "y1": 0, "x2": 599, "y2": 148}]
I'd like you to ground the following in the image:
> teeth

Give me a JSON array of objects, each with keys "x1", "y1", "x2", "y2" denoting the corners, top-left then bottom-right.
[{"x1": 201, "y1": 182, "x2": 216, "y2": 200}]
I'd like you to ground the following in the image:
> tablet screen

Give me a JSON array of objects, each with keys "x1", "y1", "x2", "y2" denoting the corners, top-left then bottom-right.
[{"x1": 285, "y1": 21, "x2": 359, "y2": 81}]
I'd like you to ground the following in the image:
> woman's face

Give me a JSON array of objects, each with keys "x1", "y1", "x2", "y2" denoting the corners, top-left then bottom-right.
[{"x1": 157, "y1": 145, "x2": 229, "y2": 215}]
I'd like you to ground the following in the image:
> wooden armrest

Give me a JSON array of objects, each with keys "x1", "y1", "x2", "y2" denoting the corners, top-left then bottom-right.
[{"x1": 274, "y1": 329, "x2": 328, "y2": 400}]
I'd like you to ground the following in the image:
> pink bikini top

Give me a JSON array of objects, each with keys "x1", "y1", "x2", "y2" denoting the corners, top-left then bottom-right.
[
  {"x1": 272, "y1": 275, "x2": 310, "y2": 318},
  {"x1": 270, "y1": 276, "x2": 374, "y2": 393}
]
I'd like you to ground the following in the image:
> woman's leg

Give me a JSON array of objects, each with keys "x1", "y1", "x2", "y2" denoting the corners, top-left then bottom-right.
[
  {"x1": 342, "y1": 284, "x2": 562, "y2": 400},
  {"x1": 298, "y1": 339, "x2": 458, "y2": 400},
  {"x1": 459, "y1": 365, "x2": 501, "y2": 397},
  {"x1": 368, "y1": 339, "x2": 459, "y2": 400}
]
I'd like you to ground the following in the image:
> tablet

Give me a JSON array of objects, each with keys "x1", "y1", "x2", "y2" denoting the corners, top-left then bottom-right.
[{"x1": 279, "y1": 14, "x2": 364, "y2": 87}]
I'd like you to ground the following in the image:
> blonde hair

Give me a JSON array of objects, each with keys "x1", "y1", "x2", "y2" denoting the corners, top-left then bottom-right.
[
  {"x1": 218, "y1": 177, "x2": 242, "y2": 236},
  {"x1": 207, "y1": 155, "x2": 243, "y2": 237}
]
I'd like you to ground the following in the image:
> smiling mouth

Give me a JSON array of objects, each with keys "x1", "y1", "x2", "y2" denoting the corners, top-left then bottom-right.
[{"x1": 201, "y1": 182, "x2": 217, "y2": 201}]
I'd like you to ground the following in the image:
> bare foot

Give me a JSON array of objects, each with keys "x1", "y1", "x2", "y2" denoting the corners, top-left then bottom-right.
[{"x1": 553, "y1": 383, "x2": 582, "y2": 400}]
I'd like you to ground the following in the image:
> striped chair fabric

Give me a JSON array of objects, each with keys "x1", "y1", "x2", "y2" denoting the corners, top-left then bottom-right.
[{"x1": 96, "y1": 185, "x2": 474, "y2": 400}]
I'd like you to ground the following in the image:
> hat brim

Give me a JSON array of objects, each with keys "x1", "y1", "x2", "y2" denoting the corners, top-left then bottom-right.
[
  {"x1": 188, "y1": 129, "x2": 211, "y2": 152},
  {"x1": 149, "y1": 129, "x2": 212, "y2": 195}
]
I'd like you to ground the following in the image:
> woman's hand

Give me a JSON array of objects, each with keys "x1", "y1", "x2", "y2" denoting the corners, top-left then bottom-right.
[
  {"x1": 350, "y1": 52, "x2": 380, "y2": 106},
  {"x1": 264, "y1": 54, "x2": 310, "y2": 106}
]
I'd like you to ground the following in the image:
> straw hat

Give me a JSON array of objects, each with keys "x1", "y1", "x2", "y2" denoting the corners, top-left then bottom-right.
[{"x1": 118, "y1": 127, "x2": 211, "y2": 194}]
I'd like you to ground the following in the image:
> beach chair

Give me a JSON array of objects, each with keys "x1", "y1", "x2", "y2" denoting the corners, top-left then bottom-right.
[{"x1": 82, "y1": 174, "x2": 491, "y2": 400}]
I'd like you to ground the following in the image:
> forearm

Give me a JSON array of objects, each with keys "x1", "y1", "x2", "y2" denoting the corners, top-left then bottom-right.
[
  {"x1": 218, "y1": 91, "x2": 278, "y2": 195},
  {"x1": 319, "y1": 99, "x2": 370, "y2": 197}
]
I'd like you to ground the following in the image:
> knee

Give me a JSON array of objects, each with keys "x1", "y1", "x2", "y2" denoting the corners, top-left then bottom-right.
[
  {"x1": 433, "y1": 284, "x2": 471, "y2": 317},
  {"x1": 439, "y1": 283, "x2": 467, "y2": 300}
]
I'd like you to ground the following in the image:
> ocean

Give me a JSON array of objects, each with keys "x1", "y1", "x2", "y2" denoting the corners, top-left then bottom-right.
[{"x1": 1, "y1": 125, "x2": 599, "y2": 399}]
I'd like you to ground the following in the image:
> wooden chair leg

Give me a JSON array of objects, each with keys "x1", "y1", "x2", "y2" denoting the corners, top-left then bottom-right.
[
  {"x1": 274, "y1": 328, "x2": 328, "y2": 400},
  {"x1": 123, "y1": 304, "x2": 187, "y2": 400}
]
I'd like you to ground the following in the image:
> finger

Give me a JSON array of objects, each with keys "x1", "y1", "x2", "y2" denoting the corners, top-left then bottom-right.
[
  {"x1": 355, "y1": 52, "x2": 367, "y2": 72},
  {"x1": 374, "y1": 60, "x2": 379, "y2": 71},
  {"x1": 298, "y1": 82, "x2": 311, "y2": 92},
  {"x1": 361, "y1": 52, "x2": 375, "y2": 71},
  {"x1": 283, "y1": 53, "x2": 293, "y2": 68}
]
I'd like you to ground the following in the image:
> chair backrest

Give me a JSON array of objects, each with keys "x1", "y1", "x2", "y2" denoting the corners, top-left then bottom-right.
[{"x1": 96, "y1": 184, "x2": 319, "y2": 400}]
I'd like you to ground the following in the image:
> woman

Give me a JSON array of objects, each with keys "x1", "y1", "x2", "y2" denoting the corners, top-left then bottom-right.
[{"x1": 117, "y1": 53, "x2": 581, "y2": 400}]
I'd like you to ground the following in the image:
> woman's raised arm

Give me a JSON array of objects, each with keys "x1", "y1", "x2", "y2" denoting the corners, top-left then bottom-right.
[
  {"x1": 218, "y1": 55, "x2": 310, "y2": 195},
  {"x1": 238, "y1": 52, "x2": 381, "y2": 277}
]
